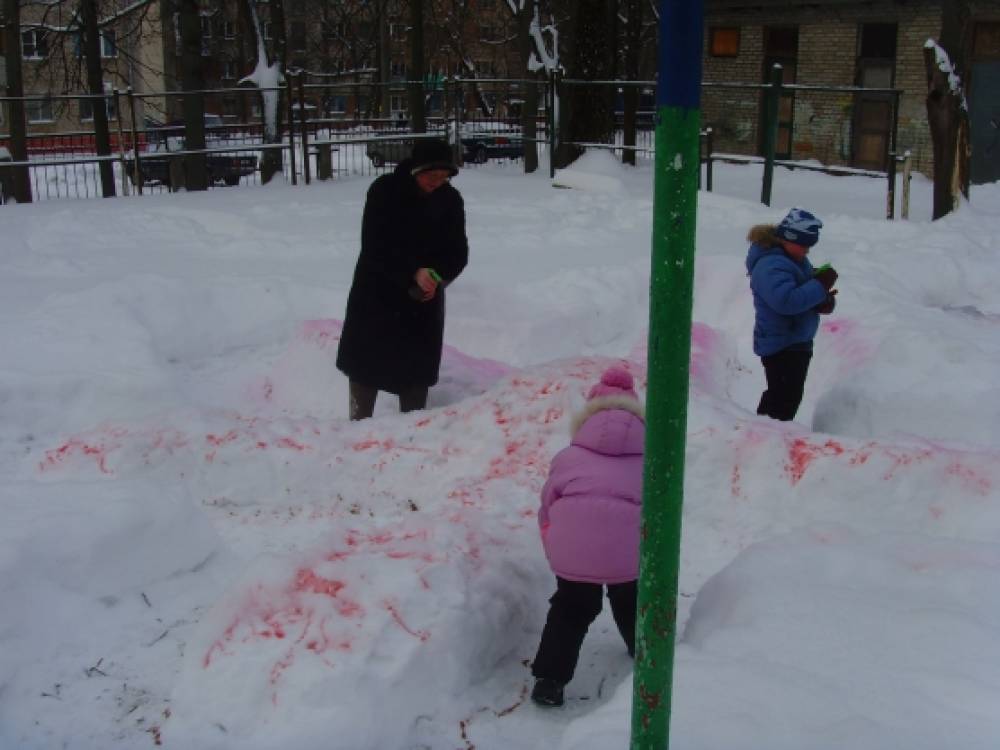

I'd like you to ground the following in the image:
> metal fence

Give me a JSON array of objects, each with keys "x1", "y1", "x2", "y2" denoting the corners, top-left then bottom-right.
[{"x1": 2, "y1": 73, "x2": 911, "y2": 216}]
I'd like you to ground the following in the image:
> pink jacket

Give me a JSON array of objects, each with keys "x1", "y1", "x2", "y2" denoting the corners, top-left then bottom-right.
[{"x1": 539, "y1": 396, "x2": 645, "y2": 584}]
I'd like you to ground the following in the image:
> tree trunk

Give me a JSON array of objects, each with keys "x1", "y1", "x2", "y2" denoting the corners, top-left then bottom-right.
[
  {"x1": 515, "y1": 0, "x2": 539, "y2": 173},
  {"x1": 259, "y1": 0, "x2": 288, "y2": 183},
  {"x1": 555, "y1": 0, "x2": 616, "y2": 169},
  {"x1": 408, "y1": 0, "x2": 426, "y2": 132},
  {"x1": 377, "y1": 0, "x2": 391, "y2": 118},
  {"x1": 2, "y1": 0, "x2": 32, "y2": 202},
  {"x1": 179, "y1": 0, "x2": 208, "y2": 190},
  {"x1": 621, "y1": 0, "x2": 641, "y2": 166},
  {"x1": 925, "y1": 0, "x2": 971, "y2": 219},
  {"x1": 81, "y1": 0, "x2": 116, "y2": 197}
]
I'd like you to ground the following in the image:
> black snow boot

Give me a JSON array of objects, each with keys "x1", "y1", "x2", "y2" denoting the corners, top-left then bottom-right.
[{"x1": 531, "y1": 678, "x2": 565, "y2": 707}]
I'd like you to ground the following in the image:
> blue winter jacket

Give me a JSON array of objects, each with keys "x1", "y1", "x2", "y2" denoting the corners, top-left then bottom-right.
[{"x1": 746, "y1": 243, "x2": 829, "y2": 357}]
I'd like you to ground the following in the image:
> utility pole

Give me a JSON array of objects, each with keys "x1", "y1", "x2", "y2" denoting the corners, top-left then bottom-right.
[{"x1": 630, "y1": 0, "x2": 703, "y2": 748}]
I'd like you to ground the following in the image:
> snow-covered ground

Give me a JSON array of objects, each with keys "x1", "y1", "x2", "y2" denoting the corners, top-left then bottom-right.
[{"x1": 1, "y1": 152, "x2": 999, "y2": 750}]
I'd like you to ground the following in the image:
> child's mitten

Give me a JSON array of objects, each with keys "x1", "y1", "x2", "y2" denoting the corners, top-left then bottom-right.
[
  {"x1": 814, "y1": 266, "x2": 838, "y2": 290},
  {"x1": 816, "y1": 292, "x2": 837, "y2": 314}
]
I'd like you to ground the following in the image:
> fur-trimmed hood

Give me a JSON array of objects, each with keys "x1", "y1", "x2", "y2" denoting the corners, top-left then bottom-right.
[
  {"x1": 747, "y1": 223, "x2": 780, "y2": 246},
  {"x1": 569, "y1": 396, "x2": 645, "y2": 458}
]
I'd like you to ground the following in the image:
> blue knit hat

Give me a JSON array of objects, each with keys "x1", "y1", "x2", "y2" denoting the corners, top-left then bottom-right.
[{"x1": 776, "y1": 207, "x2": 823, "y2": 247}]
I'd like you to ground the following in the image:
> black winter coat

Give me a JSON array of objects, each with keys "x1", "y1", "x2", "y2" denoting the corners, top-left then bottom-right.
[{"x1": 336, "y1": 160, "x2": 469, "y2": 393}]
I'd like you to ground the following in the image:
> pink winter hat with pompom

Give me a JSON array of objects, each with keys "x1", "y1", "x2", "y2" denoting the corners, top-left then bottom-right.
[{"x1": 587, "y1": 365, "x2": 638, "y2": 401}]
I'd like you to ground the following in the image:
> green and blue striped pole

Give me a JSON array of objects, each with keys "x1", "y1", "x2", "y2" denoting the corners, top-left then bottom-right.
[{"x1": 630, "y1": 1, "x2": 702, "y2": 748}]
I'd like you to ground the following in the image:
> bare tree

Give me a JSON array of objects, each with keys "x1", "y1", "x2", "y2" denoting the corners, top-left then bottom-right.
[
  {"x1": 407, "y1": 0, "x2": 426, "y2": 131},
  {"x1": 504, "y1": 0, "x2": 560, "y2": 173},
  {"x1": 79, "y1": 0, "x2": 115, "y2": 195},
  {"x1": 556, "y1": 0, "x2": 615, "y2": 168},
  {"x1": 176, "y1": 0, "x2": 207, "y2": 189},
  {"x1": 239, "y1": 0, "x2": 287, "y2": 183},
  {"x1": 924, "y1": 0, "x2": 971, "y2": 219},
  {"x1": 2, "y1": 0, "x2": 33, "y2": 202},
  {"x1": 620, "y1": 0, "x2": 641, "y2": 166}
]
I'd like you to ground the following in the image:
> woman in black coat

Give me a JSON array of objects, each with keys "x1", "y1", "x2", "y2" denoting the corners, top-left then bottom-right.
[{"x1": 336, "y1": 140, "x2": 469, "y2": 420}]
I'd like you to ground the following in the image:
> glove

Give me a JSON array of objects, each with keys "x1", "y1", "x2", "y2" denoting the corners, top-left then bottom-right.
[
  {"x1": 815, "y1": 290, "x2": 837, "y2": 314},
  {"x1": 814, "y1": 266, "x2": 838, "y2": 291}
]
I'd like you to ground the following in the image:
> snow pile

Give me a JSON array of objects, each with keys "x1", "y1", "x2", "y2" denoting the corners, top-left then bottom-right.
[{"x1": 1, "y1": 162, "x2": 999, "y2": 749}]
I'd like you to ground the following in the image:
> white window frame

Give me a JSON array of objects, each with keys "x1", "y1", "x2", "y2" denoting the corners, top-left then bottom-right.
[
  {"x1": 329, "y1": 95, "x2": 346, "y2": 114},
  {"x1": 100, "y1": 30, "x2": 117, "y2": 58},
  {"x1": 27, "y1": 97, "x2": 55, "y2": 123},
  {"x1": 80, "y1": 85, "x2": 118, "y2": 122},
  {"x1": 222, "y1": 60, "x2": 238, "y2": 80},
  {"x1": 224, "y1": 20, "x2": 236, "y2": 39},
  {"x1": 21, "y1": 28, "x2": 48, "y2": 59}
]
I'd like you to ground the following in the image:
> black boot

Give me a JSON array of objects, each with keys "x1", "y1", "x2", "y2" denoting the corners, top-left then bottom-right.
[{"x1": 531, "y1": 678, "x2": 565, "y2": 707}]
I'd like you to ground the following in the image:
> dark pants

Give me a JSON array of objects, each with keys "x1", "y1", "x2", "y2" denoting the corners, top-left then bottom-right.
[
  {"x1": 757, "y1": 349, "x2": 812, "y2": 422},
  {"x1": 531, "y1": 577, "x2": 637, "y2": 685},
  {"x1": 349, "y1": 381, "x2": 428, "y2": 421}
]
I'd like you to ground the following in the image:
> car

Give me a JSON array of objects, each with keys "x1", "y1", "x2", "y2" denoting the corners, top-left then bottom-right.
[
  {"x1": 127, "y1": 114, "x2": 257, "y2": 187},
  {"x1": 460, "y1": 130, "x2": 524, "y2": 164},
  {"x1": 365, "y1": 137, "x2": 415, "y2": 168},
  {"x1": 365, "y1": 130, "x2": 524, "y2": 167}
]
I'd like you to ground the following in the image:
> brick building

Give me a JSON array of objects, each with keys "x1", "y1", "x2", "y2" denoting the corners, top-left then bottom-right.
[{"x1": 702, "y1": 0, "x2": 1000, "y2": 181}]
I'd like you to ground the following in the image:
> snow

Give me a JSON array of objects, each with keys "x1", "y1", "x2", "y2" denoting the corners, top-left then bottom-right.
[{"x1": 1, "y1": 153, "x2": 999, "y2": 750}]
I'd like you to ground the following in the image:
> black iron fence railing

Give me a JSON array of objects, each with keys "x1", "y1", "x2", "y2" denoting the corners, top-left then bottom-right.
[{"x1": 1, "y1": 73, "x2": 911, "y2": 218}]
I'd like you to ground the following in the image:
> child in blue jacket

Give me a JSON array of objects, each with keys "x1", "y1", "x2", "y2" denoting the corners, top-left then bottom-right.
[{"x1": 746, "y1": 207, "x2": 838, "y2": 421}]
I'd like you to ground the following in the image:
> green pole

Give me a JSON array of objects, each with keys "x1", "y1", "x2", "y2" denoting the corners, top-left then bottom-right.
[
  {"x1": 630, "y1": 1, "x2": 702, "y2": 749},
  {"x1": 760, "y1": 63, "x2": 783, "y2": 206}
]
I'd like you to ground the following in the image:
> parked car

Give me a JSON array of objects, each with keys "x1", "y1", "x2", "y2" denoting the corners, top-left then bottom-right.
[
  {"x1": 365, "y1": 129, "x2": 523, "y2": 167},
  {"x1": 127, "y1": 114, "x2": 257, "y2": 187},
  {"x1": 460, "y1": 130, "x2": 524, "y2": 163},
  {"x1": 365, "y1": 137, "x2": 415, "y2": 168}
]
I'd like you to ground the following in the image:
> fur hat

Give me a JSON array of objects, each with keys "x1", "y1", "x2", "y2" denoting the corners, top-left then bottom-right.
[
  {"x1": 587, "y1": 365, "x2": 638, "y2": 401},
  {"x1": 775, "y1": 207, "x2": 823, "y2": 247},
  {"x1": 410, "y1": 139, "x2": 458, "y2": 177}
]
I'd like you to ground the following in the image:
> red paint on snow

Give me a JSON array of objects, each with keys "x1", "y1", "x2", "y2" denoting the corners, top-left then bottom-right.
[
  {"x1": 277, "y1": 436, "x2": 311, "y2": 452},
  {"x1": 944, "y1": 460, "x2": 992, "y2": 495},
  {"x1": 39, "y1": 437, "x2": 116, "y2": 475},
  {"x1": 785, "y1": 437, "x2": 846, "y2": 485},
  {"x1": 294, "y1": 568, "x2": 346, "y2": 597},
  {"x1": 383, "y1": 599, "x2": 430, "y2": 642}
]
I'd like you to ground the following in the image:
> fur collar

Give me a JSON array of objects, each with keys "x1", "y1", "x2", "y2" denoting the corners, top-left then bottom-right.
[
  {"x1": 747, "y1": 223, "x2": 780, "y2": 246},
  {"x1": 570, "y1": 395, "x2": 646, "y2": 436}
]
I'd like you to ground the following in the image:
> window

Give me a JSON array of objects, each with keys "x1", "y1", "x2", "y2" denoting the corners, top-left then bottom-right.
[
  {"x1": 21, "y1": 29, "x2": 48, "y2": 59},
  {"x1": 856, "y1": 23, "x2": 896, "y2": 87},
  {"x1": 291, "y1": 21, "x2": 306, "y2": 51},
  {"x1": 72, "y1": 30, "x2": 117, "y2": 58},
  {"x1": 390, "y1": 94, "x2": 405, "y2": 114},
  {"x1": 26, "y1": 97, "x2": 54, "y2": 123},
  {"x1": 328, "y1": 95, "x2": 347, "y2": 114},
  {"x1": 101, "y1": 30, "x2": 117, "y2": 57},
  {"x1": 324, "y1": 21, "x2": 345, "y2": 40},
  {"x1": 263, "y1": 21, "x2": 272, "y2": 40},
  {"x1": 222, "y1": 60, "x2": 238, "y2": 80},
  {"x1": 710, "y1": 27, "x2": 739, "y2": 57},
  {"x1": 389, "y1": 22, "x2": 406, "y2": 41},
  {"x1": 80, "y1": 89, "x2": 118, "y2": 122},
  {"x1": 224, "y1": 20, "x2": 236, "y2": 39},
  {"x1": 858, "y1": 23, "x2": 897, "y2": 59},
  {"x1": 390, "y1": 60, "x2": 406, "y2": 79}
]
